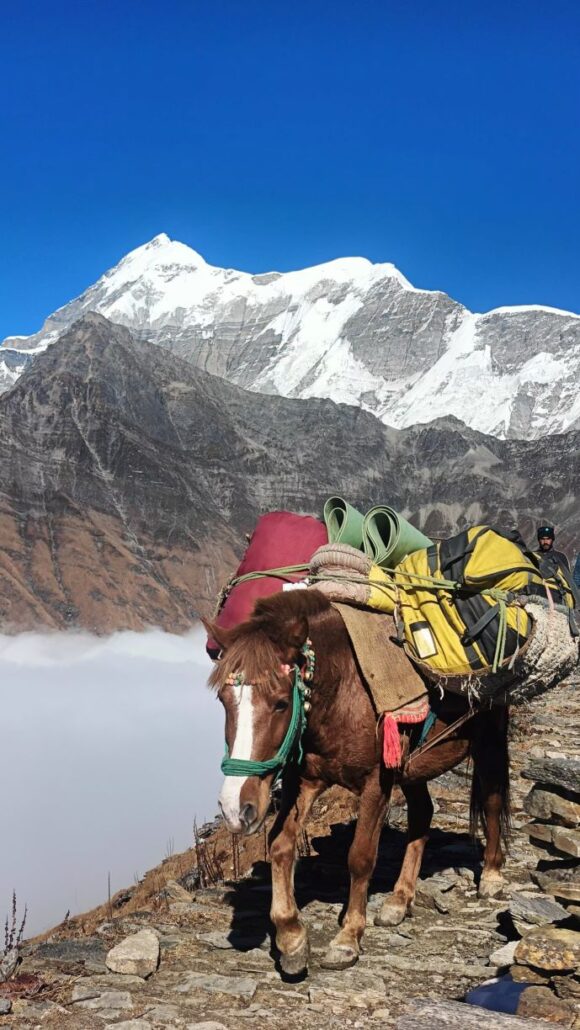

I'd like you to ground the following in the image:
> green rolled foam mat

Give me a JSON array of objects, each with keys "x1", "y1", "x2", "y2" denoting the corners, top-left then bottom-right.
[
  {"x1": 323, "y1": 496, "x2": 365, "y2": 550},
  {"x1": 323, "y1": 497, "x2": 432, "y2": 569},
  {"x1": 363, "y1": 505, "x2": 433, "y2": 568}
]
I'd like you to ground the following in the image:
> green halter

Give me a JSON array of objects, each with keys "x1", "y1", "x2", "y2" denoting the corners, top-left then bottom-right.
[{"x1": 220, "y1": 640, "x2": 314, "y2": 782}]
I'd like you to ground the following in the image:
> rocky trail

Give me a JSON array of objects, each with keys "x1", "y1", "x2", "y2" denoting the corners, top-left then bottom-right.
[{"x1": 1, "y1": 678, "x2": 578, "y2": 1029}]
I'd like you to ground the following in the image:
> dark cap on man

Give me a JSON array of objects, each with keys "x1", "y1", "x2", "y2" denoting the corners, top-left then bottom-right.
[{"x1": 537, "y1": 525, "x2": 555, "y2": 540}]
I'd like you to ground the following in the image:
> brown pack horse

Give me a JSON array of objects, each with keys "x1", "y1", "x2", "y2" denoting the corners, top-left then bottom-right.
[{"x1": 206, "y1": 589, "x2": 509, "y2": 976}]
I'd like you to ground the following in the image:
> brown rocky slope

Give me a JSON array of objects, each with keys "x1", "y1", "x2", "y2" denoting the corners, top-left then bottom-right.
[{"x1": 0, "y1": 312, "x2": 578, "y2": 633}]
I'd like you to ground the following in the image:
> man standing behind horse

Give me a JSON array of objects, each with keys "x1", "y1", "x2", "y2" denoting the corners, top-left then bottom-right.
[{"x1": 534, "y1": 524, "x2": 570, "y2": 577}]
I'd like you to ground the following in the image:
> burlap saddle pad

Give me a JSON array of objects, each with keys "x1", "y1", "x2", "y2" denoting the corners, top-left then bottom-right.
[{"x1": 331, "y1": 602, "x2": 429, "y2": 722}]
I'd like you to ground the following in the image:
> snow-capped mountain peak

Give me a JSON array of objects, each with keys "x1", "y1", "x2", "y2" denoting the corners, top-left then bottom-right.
[{"x1": 1, "y1": 235, "x2": 579, "y2": 440}]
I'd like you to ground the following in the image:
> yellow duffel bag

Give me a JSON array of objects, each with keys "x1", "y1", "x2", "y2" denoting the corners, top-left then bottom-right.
[{"x1": 394, "y1": 526, "x2": 545, "y2": 679}]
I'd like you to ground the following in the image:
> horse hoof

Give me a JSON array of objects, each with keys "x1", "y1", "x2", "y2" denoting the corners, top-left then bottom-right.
[
  {"x1": 320, "y1": 944, "x2": 359, "y2": 970},
  {"x1": 374, "y1": 898, "x2": 407, "y2": 927},
  {"x1": 280, "y1": 937, "x2": 309, "y2": 976},
  {"x1": 478, "y1": 875, "x2": 505, "y2": 899}
]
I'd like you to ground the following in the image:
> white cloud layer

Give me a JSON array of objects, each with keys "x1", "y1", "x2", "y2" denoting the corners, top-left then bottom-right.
[{"x1": 0, "y1": 627, "x2": 224, "y2": 935}]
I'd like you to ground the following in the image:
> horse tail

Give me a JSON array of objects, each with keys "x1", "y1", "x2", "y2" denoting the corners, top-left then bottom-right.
[{"x1": 469, "y1": 706, "x2": 511, "y2": 847}]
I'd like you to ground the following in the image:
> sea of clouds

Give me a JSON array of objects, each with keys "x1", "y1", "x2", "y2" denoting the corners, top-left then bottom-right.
[{"x1": 0, "y1": 627, "x2": 223, "y2": 935}]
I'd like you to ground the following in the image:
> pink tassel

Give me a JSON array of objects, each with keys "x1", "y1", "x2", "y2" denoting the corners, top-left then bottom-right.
[{"x1": 382, "y1": 713, "x2": 402, "y2": 769}]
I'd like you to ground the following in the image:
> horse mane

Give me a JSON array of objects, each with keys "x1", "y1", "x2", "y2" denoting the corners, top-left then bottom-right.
[
  {"x1": 208, "y1": 589, "x2": 346, "y2": 694},
  {"x1": 252, "y1": 588, "x2": 331, "y2": 623}
]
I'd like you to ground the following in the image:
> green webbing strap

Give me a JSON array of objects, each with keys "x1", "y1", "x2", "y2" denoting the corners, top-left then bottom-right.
[
  {"x1": 223, "y1": 563, "x2": 513, "y2": 606},
  {"x1": 214, "y1": 565, "x2": 310, "y2": 615},
  {"x1": 323, "y1": 497, "x2": 366, "y2": 550},
  {"x1": 492, "y1": 598, "x2": 508, "y2": 673},
  {"x1": 229, "y1": 564, "x2": 309, "y2": 588}
]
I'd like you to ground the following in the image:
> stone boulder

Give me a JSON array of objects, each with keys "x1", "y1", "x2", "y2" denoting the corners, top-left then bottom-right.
[
  {"x1": 106, "y1": 929, "x2": 160, "y2": 979},
  {"x1": 514, "y1": 926, "x2": 580, "y2": 973}
]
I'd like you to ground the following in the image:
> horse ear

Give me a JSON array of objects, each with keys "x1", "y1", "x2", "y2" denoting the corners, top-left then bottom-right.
[
  {"x1": 278, "y1": 615, "x2": 308, "y2": 661},
  {"x1": 201, "y1": 618, "x2": 236, "y2": 654}
]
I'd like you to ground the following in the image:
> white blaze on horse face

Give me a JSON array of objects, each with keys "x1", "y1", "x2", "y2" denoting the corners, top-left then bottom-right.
[{"x1": 219, "y1": 683, "x2": 254, "y2": 830}]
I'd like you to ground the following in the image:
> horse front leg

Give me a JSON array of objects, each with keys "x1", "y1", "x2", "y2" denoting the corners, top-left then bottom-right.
[
  {"x1": 375, "y1": 781, "x2": 433, "y2": 926},
  {"x1": 321, "y1": 767, "x2": 392, "y2": 970},
  {"x1": 269, "y1": 775, "x2": 323, "y2": 975}
]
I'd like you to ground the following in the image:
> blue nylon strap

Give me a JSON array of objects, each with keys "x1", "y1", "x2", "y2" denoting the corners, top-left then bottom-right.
[{"x1": 417, "y1": 708, "x2": 437, "y2": 747}]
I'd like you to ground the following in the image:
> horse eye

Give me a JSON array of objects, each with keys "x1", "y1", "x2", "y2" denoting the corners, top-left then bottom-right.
[{"x1": 274, "y1": 699, "x2": 289, "y2": 713}]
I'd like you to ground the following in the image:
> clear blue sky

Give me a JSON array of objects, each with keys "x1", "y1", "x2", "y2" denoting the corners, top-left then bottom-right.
[{"x1": 2, "y1": 0, "x2": 579, "y2": 338}]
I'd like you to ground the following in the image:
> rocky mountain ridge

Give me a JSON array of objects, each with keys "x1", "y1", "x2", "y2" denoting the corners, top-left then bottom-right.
[
  {"x1": 0, "y1": 313, "x2": 578, "y2": 633},
  {"x1": 2, "y1": 234, "x2": 579, "y2": 439}
]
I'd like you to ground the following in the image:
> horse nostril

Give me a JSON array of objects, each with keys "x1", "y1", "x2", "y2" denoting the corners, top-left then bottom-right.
[{"x1": 240, "y1": 802, "x2": 257, "y2": 830}]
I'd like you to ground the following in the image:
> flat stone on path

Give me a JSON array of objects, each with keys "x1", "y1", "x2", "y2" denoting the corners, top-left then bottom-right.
[
  {"x1": 33, "y1": 936, "x2": 107, "y2": 968},
  {"x1": 309, "y1": 984, "x2": 386, "y2": 1010},
  {"x1": 185, "y1": 1024, "x2": 229, "y2": 1029},
  {"x1": 509, "y1": 891, "x2": 568, "y2": 927},
  {"x1": 106, "y1": 928, "x2": 160, "y2": 978},
  {"x1": 0, "y1": 999, "x2": 11, "y2": 1015},
  {"x1": 144, "y1": 1002, "x2": 181, "y2": 1021},
  {"x1": 396, "y1": 996, "x2": 557, "y2": 1027},
  {"x1": 379, "y1": 952, "x2": 497, "y2": 979},
  {"x1": 71, "y1": 986, "x2": 134, "y2": 1010},
  {"x1": 176, "y1": 971, "x2": 258, "y2": 999},
  {"x1": 104, "y1": 1021, "x2": 152, "y2": 1030}
]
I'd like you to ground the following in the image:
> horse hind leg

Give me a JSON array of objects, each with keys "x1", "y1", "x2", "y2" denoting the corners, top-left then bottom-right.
[
  {"x1": 321, "y1": 768, "x2": 392, "y2": 970},
  {"x1": 375, "y1": 781, "x2": 433, "y2": 927},
  {"x1": 472, "y1": 709, "x2": 510, "y2": 900},
  {"x1": 477, "y1": 789, "x2": 506, "y2": 899}
]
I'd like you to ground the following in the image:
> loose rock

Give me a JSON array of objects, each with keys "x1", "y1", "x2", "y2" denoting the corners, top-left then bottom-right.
[
  {"x1": 72, "y1": 986, "x2": 134, "y2": 1011},
  {"x1": 106, "y1": 928, "x2": 160, "y2": 978},
  {"x1": 522, "y1": 756, "x2": 580, "y2": 794},
  {"x1": 32, "y1": 935, "x2": 108, "y2": 974},
  {"x1": 144, "y1": 1002, "x2": 182, "y2": 1021},
  {"x1": 515, "y1": 926, "x2": 580, "y2": 972},
  {"x1": 489, "y1": 940, "x2": 519, "y2": 967},
  {"x1": 516, "y1": 985, "x2": 576, "y2": 1026},
  {"x1": 524, "y1": 786, "x2": 580, "y2": 827},
  {"x1": 509, "y1": 891, "x2": 569, "y2": 927},
  {"x1": 105, "y1": 1021, "x2": 152, "y2": 1030},
  {"x1": 176, "y1": 972, "x2": 258, "y2": 999},
  {"x1": 185, "y1": 1024, "x2": 229, "y2": 1030}
]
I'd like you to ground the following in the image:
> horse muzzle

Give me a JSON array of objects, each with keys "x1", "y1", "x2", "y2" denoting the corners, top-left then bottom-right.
[{"x1": 219, "y1": 778, "x2": 268, "y2": 835}]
